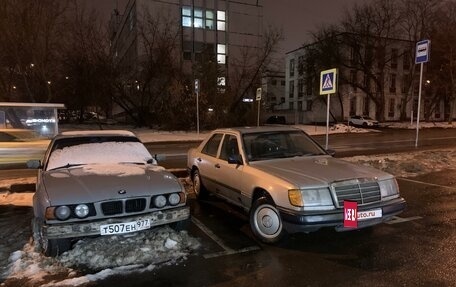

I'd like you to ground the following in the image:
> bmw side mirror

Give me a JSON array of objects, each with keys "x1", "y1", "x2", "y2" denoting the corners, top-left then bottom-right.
[{"x1": 27, "y1": 159, "x2": 42, "y2": 169}]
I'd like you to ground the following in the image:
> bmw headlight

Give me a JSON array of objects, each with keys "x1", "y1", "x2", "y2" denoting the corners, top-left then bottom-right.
[
  {"x1": 379, "y1": 178, "x2": 400, "y2": 200},
  {"x1": 74, "y1": 204, "x2": 90, "y2": 218},
  {"x1": 168, "y1": 193, "x2": 181, "y2": 206},
  {"x1": 55, "y1": 206, "x2": 71, "y2": 220},
  {"x1": 153, "y1": 195, "x2": 167, "y2": 208}
]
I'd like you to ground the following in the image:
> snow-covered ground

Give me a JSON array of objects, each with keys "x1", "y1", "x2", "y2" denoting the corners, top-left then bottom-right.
[{"x1": 2, "y1": 122, "x2": 456, "y2": 286}]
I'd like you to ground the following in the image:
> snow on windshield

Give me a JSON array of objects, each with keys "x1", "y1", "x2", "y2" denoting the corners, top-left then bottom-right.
[{"x1": 47, "y1": 142, "x2": 152, "y2": 171}]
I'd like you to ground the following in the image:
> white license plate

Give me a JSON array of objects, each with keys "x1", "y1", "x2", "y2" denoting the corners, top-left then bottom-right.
[
  {"x1": 100, "y1": 219, "x2": 151, "y2": 235},
  {"x1": 357, "y1": 209, "x2": 382, "y2": 221}
]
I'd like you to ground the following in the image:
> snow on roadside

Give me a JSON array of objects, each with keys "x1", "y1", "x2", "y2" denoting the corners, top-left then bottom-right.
[
  {"x1": 342, "y1": 149, "x2": 456, "y2": 178},
  {"x1": 3, "y1": 226, "x2": 200, "y2": 287}
]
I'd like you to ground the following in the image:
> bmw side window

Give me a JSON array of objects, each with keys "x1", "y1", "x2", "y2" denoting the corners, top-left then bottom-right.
[{"x1": 202, "y1": 133, "x2": 223, "y2": 157}]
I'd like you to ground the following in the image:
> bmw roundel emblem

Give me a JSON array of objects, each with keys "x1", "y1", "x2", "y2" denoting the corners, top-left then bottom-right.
[{"x1": 118, "y1": 189, "x2": 127, "y2": 195}]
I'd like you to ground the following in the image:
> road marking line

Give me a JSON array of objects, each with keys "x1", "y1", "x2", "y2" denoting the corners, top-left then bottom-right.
[
  {"x1": 191, "y1": 217, "x2": 233, "y2": 252},
  {"x1": 203, "y1": 246, "x2": 261, "y2": 259},
  {"x1": 386, "y1": 216, "x2": 423, "y2": 225},
  {"x1": 398, "y1": 178, "x2": 456, "y2": 190},
  {"x1": 191, "y1": 217, "x2": 260, "y2": 259}
]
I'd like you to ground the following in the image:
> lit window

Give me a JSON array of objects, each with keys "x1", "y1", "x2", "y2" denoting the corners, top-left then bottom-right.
[
  {"x1": 217, "y1": 54, "x2": 226, "y2": 64},
  {"x1": 194, "y1": 18, "x2": 203, "y2": 28},
  {"x1": 217, "y1": 10, "x2": 226, "y2": 31},
  {"x1": 217, "y1": 44, "x2": 226, "y2": 64},
  {"x1": 182, "y1": 7, "x2": 192, "y2": 27},
  {"x1": 218, "y1": 77, "x2": 226, "y2": 86},
  {"x1": 182, "y1": 17, "x2": 192, "y2": 27},
  {"x1": 217, "y1": 11, "x2": 226, "y2": 20},
  {"x1": 194, "y1": 8, "x2": 203, "y2": 28},
  {"x1": 205, "y1": 10, "x2": 214, "y2": 29},
  {"x1": 217, "y1": 44, "x2": 225, "y2": 54},
  {"x1": 217, "y1": 21, "x2": 225, "y2": 31}
]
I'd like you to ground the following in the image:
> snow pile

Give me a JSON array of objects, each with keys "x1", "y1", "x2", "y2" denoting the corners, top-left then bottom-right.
[
  {"x1": 3, "y1": 226, "x2": 200, "y2": 286},
  {"x1": 0, "y1": 192, "x2": 34, "y2": 206},
  {"x1": 343, "y1": 149, "x2": 456, "y2": 178}
]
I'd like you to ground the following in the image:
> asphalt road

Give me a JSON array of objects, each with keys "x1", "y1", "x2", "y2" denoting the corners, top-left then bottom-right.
[
  {"x1": 1, "y1": 128, "x2": 456, "y2": 286},
  {"x1": 101, "y1": 169, "x2": 456, "y2": 286},
  {"x1": 2, "y1": 169, "x2": 455, "y2": 286}
]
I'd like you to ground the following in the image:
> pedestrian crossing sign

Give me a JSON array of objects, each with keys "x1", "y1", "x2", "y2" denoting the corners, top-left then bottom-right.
[{"x1": 320, "y1": 68, "x2": 338, "y2": 95}]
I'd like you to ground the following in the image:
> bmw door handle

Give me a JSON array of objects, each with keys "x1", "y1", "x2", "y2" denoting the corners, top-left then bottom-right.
[{"x1": 214, "y1": 163, "x2": 220, "y2": 168}]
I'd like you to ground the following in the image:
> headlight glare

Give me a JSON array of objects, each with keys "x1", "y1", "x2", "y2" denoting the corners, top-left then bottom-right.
[
  {"x1": 55, "y1": 206, "x2": 71, "y2": 220},
  {"x1": 74, "y1": 204, "x2": 89, "y2": 218},
  {"x1": 379, "y1": 178, "x2": 400, "y2": 199},
  {"x1": 153, "y1": 195, "x2": 167, "y2": 208},
  {"x1": 288, "y1": 189, "x2": 303, "y2": 207},
  {"x1": 168, "y1": 193, "x2": 180, "y2": 206}
]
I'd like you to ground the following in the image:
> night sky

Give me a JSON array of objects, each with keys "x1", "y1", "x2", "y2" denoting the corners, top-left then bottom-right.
[{"x1": 90, "y1": 0, "x2": 363, "y2": 53}]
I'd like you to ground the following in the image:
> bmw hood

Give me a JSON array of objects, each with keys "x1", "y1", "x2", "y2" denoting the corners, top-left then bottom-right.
[
  {"x1": 42, "y1": 164, "x2": 182, "y2": 206},
  {"x1": 251, "y1": 156, "x2": 393, "y2": 188}
]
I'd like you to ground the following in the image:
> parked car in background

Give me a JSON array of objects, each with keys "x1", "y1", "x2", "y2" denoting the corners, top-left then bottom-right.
[
  {"x1": 266, "y1": 115, "x2": 286, "y2": 125},
  {"x1": 348, "y1": 115, "x2": 379, "y2": 127},
  {"x1": 28, "y1": 130, "x2": 190, "y2": 256},
  {"x1": 187, "y1": 126, "x2": 405, "y2": 243}
]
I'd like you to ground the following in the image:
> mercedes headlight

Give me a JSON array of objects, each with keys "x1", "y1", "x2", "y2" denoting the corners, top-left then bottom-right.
[
  {"x1": 379, "y1": 178, "x2": 400, "y2": 200},
  {"x1": 289, "y1": 188, "x2": 334, "y2": 210}
]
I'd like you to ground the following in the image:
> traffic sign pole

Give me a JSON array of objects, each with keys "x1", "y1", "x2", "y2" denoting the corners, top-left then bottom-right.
[
  {"x1": 319, "y1": 68, "x2": 337, "y2": 150},
  {"x1": 256, "y1": 88, "x2": 262, "y2": 127},
  {"x1": 415, "y1": 63, "x2": 424, "y2": 147},
  {"x1": 195, "y1": 79, "x2": 200, "y2": 135},
  {"x1": 414, "y1": 39, "x2": 430, "y2": 147},
  {"x1": 326, "y1": 94, "x2": 330, "y2": 149}
]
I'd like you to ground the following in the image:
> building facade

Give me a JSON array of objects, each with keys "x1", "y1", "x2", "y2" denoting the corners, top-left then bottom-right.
[
  {"x1": 109, "y1": 0, "x2": 263, "y2": 101},
  {"x1": 280, "y1": 34, "x2": 453, "y2": 124}
]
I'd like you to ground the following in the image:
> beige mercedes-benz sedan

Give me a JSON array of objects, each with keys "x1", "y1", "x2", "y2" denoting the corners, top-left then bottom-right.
[{"x1": 187, "y1": 126, "x2": 406, "y2": 243}]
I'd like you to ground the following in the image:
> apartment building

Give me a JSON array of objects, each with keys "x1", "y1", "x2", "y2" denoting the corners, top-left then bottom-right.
[{"x1": 109, "y1": 0, "x2": 263, "y2": 101}]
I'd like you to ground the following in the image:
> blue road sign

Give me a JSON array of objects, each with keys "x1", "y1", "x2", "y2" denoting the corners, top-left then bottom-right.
[
  {"x1": 320, "y1": 68, "x2": 337, "y2": 95},
  {"x1": 415, "y1": 40, "x2": 430, "y2": 64}
]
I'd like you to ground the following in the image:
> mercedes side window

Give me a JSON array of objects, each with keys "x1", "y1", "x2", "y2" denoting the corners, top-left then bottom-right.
[{"x1": 202, "y1": 133, "x2": 223, "y2": 157}]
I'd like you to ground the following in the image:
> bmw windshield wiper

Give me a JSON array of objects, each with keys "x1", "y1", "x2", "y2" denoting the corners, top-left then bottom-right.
[
  {"x1": 119, "y1": 161, "x2": 146, "y2": 165},
  {"x1": 49, "y1": 163, "x2": 86, "y2": 171}
]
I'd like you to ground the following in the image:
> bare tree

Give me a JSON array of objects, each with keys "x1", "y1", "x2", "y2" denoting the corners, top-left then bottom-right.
[
  {"x1": 111, "y1": 9, "x2": 181, "y2": 127},
  {"x1": 0, "y1": 0, "x2": 67, "y2": 103},
  {"x1": 59, "y1": 0, "x2": 113, "y2": 124},
  {"x1": 426, "y1": 1, "x2": 456, "y2": 123},
  {"x1": 398, "y1": 0, "x2": 442, "y2": 120},
  {"x1": 339, "y1": 0, "x2": 403, "y2": 121},
  {"x1": 227, "y1": 24, "x2": 283, "y2": 125}
]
